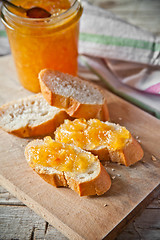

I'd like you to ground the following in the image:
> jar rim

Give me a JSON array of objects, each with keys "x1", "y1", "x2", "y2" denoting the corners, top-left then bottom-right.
[{"x1": 1, "y1": 0, "x2": 82, "y2": 25}]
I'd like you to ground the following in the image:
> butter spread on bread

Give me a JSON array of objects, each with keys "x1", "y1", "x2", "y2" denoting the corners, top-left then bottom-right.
[
  {"x1": 25, "y1": 136, "x2": 111, "y2": 196},
  {"x1": 0, "y1": 94, "x2": 69, "y2": 137},
  {"x1": 39, "y1": 69, "x2": 109, "y2": 121},
  {"x1": 55, "y1": 119, "x2": 144, "y2": 166}
]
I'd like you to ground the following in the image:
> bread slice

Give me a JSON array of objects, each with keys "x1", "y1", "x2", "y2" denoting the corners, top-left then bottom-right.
[
  {"x1": 0, "y1": 94, "x2": 69, "y2": 137},
  {"x1": 25, "y1": 136, "x2": 111, "y2": 196},
  {"x1": 55, "y1": 119, "x2": 144, "y2": 166},
  {"x1": 39, "y1": 69, "x2": 109, "y2": 121}
]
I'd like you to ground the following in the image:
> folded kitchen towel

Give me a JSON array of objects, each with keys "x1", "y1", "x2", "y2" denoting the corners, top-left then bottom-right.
[
  {"x1": 79, "y1": 55, "x2": 160, "y2": 118},
  {"x1": 79, "y1": 1, "x2": 160, "y2": 66},
  {"x1": 79, "y1": 1, "x2": 160, "y2": 118}
]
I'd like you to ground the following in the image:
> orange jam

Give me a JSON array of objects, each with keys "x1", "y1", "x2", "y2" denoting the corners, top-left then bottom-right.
[
  {"x1": 55, "y1": 119, "x2": 131, "y2": 151},
  {"x1": 1, "y1": 0, "x2": 83, "y2": 92},
  {"x1": 29, "y1": 136, "x2": 96, "y2": 173}
]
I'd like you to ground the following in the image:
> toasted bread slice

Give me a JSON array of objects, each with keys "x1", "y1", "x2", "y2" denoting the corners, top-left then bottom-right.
[
  {"x1": 0, "y1": 94, "x2": 69, "y2": 137},
  {"x1": 39, "y1": 69, "x2": 109, "y2": 121},
  {"x1": 55, "y1": 119, "x2": 144, "y2": 166},
  {"x1": 25, "y1": 136, "x2": 111, "y2": 196}
]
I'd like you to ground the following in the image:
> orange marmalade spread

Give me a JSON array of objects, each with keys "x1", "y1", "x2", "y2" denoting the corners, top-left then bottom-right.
[
  {"x1": 55, "y1": 119, "x2": 131, "y2": 151},
  {"x1": 29, "y1": 136, "x2": 96, "y2": 173},
  {"x1": 2, "y1": 0, "x2": 82, "y2": 92}
]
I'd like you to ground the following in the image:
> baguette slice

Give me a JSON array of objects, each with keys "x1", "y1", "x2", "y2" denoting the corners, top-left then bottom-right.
[
  {"x1": 39, "y1": 69, "x2": 109, "y2": 121},
  {"x1": 55, "y1": 119, "x2": 144, "y2": 166},
  {"x1": 25, "y1": 137, "x2": 111, "y2": 196},
  {"x1": 0, "y1": 94, "x2": 69, "y2": 137}
]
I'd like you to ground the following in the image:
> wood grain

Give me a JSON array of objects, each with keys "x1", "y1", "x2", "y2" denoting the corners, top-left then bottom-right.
[
  {"x1": 0, "y1": 186, "x2": 68, "y2": 240},
  {"x1": 1, "y1": 185, "x2": 160, "y2": 240},
  {"x1": 0, "y1": 56, "x2": 160, "y2": 240}
]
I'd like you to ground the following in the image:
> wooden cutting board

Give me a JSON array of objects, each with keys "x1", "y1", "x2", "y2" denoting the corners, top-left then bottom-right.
[{"x1": 0, "y1": 55, "x2": 160, "y2": 240}]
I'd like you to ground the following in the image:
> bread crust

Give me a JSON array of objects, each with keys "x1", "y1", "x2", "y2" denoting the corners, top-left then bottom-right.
[
  {"x1": 36, "y1": 163, "x2": 111, "y2": 196},
  {"x1": 39, "y1": 69, "x2": 109, "y2": 121},
  {"x1": 123, "y1": 136, "x2": 144, "y2": 166},
  {"x1": 91, "y1": 136, "x2": 144, "y2": 166},
  {"x1": 25, "y1": 140, "x2": 111, "y2": 196},
  {"x1": 90, "y1": 147, "x2": 110, "y2": 162},
  {"x1": 38, "y1": 172, "x2": 68, "y2": 187},
  {"x1": 65, "y1": 163, "x2": 111, "y2": 196},
  {"x1": 10, "y1": 110, "x2": 69, "y2": 138}
]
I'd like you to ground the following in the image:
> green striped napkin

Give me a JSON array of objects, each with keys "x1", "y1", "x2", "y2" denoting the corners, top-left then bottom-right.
[
  {"x1": 79, "y1": 1, "x2": 160, "y2": 118},
  {"x1": 79, "y1": 1, "x2": 160, "y2": 66}
]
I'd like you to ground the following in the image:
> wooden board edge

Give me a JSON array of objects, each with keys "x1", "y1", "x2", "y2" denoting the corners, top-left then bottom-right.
[{"x1": 103, "y1": 183, "x2": 160, "y2": 240}]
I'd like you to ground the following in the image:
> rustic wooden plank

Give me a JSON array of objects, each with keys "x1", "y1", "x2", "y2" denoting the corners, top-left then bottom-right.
[
  {"x1": 0, "y1": 185, "x2": 25, "y2": 206},
  {"x1": 147, "y1": 196, "x2": 160, "y2": 209},
  {"x1": 45, "y1": 224, "x2": 68, "y2": 240},
  {"x1": 0, "y1": 205, "x2": 69, "y2": 240},
  {"x1": 0, "y1": 205, "x2": 46, "y2": 240},
  {"x1": 116, "y1": 222, "x2": 141, "y2": 240},
  {"x1": 116, "y1": 190, "x2": 160, "y2": 240},
  {"x1": 117, "y1": 208, "x2": 160, "y2": 240},
  {"x1": 134, "y1": 209, "x2": 160, "y2": 229}
]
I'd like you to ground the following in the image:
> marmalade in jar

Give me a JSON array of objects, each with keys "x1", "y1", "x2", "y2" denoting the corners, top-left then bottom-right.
[{"x1": 1, "y1": 0, "x2": 83, "y2": 92}]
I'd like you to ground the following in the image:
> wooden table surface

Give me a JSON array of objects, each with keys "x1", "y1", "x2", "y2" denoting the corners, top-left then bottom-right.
[{"x1": 0, "y1": 0, "x2": 160, "y2": 239}]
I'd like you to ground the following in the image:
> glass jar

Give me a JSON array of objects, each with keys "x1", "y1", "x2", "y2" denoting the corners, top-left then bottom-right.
[{"x1": 1, "y1": 0, "x2": 83, "y2": 92}]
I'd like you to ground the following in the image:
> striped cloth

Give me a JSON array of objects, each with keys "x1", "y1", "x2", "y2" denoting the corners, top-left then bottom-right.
[{"x1": 79, "y1": 1, "x2": 160, "y2": 118}]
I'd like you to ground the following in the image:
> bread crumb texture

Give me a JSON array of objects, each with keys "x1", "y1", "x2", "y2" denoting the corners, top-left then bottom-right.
[
  {"x1": 0, "y1": 94, "x2": 68, "y2": 137},
  {"x1": 40, "y1": 70, "x2": 104, "y2": 104}
]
